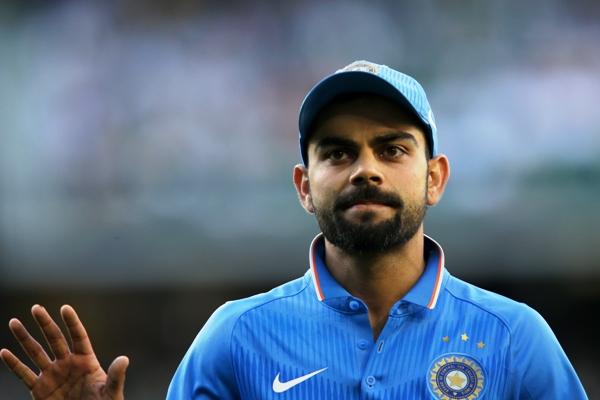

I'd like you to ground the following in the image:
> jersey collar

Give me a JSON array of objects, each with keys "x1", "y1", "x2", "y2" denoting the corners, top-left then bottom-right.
[{"x1": 308, "y1": 233, "x2": 447, "y2": 310}]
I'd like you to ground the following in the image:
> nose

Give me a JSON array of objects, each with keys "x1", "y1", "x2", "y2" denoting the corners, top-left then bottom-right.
[{"x1": 349, "y1": 152, "x2": 383, "y2": 186}]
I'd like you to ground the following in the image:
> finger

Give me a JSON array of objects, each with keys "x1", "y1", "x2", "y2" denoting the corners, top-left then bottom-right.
[
  {"x1": 105, "y1": 356, "x2": 129, "y2": 397},
  {"x1": 0, "y1": 348, "x2": 38, "y2": 389},
  {"x1": 31, "y1": 305, "x2": 70, "y2": 360},
  {"x1": 7, "y1": 318, "x2": 52, "y2": 371},
  {"x1": 60, "y1": 305, "x2": 94, "y2": 355}
]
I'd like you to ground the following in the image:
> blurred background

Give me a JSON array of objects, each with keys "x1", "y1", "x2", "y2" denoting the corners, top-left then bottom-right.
[{"x1": 1, "y1": 0, "x2": 599, "y2": 397}]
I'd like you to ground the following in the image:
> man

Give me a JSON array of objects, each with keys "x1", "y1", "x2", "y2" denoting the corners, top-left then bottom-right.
[{"x1": 1, "y1": 61, "x2": 588, "y2": 399}]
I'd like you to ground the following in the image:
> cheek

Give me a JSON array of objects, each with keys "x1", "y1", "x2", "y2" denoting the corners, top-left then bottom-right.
[
  {"x1": 307, "y1": 172, "x2": 342, "y2": 208},
  {"x1": 391, "y1": 170, "x2": 428, "y2": 200},
  {"x1": 308, "y1": 183, "x2": 333, "y2": 209}
]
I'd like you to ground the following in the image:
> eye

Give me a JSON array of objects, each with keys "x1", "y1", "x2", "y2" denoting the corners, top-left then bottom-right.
[
  {"x1": 380, "y1": 145, "x2": 406, "y2": 159},
  {"x1": 326, "y1": 149, "x2": 350, "y2": 162}
]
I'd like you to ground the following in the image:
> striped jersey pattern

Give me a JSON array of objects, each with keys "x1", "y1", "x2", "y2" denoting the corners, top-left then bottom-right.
[{"x1": 167, "y1": 234, "x2": 587, "y2": 399}]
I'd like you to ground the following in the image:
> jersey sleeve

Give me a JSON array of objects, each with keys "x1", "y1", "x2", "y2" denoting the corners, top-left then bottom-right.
[
  {"x1": 166, "y1": 302, "x2": 241, "y2": 400},
  {"x1": 506, "y1": 304, "x2": 587, "y2": 399}
]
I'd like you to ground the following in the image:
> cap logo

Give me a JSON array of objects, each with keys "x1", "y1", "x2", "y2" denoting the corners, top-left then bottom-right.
[{"x1": 336, "y1": 61, "x2": 379, "y2": 75}]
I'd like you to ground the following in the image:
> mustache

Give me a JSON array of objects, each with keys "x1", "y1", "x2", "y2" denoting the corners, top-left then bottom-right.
[{"x1": 334, "y1": 186, "x2": 403, "y2": 211}]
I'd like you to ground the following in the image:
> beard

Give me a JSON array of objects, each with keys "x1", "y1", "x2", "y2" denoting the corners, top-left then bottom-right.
[{"x1": 313, "y1": 185, "x2": 427, "y2": 255}]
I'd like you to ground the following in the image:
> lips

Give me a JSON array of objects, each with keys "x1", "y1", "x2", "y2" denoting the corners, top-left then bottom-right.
[{"x1": 345, "y1": 201, "x2": 395, "y2": 212}]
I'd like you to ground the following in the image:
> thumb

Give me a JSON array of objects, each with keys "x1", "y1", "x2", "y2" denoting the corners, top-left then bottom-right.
[{"x1": 105, "y1": 356, "x2": 129, "y2": 398}]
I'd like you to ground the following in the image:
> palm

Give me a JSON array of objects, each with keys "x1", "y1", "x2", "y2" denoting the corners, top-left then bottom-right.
[
  {"x1": 1, "y1": 305, "x2": 128, "y2": 400},
  {"x1": 31, "y1": 353, "x2": 105, "y2": 399}
]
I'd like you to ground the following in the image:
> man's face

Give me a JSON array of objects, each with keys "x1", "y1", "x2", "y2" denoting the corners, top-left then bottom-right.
[{"x1": 300, "y1": 95, "x2": 432, "y2": 255}]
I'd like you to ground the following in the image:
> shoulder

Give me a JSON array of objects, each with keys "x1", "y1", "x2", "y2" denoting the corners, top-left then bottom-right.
[
  {"x1": 443, "y1": 274, "x2": 546, "y2": 335},
  {"x1": 443, "y1": 275, "x2": 586, "y2": 398},
  {"x1": 167, "y1": 275, "x2": 311, "y2": 398},
  {"x1": 193, "y1": 274, "x2": 311, "y2": 346},
  {"x1": 211, "y1": 274, "x2": 310, "y2": 326},
  {"x1": 443, "y1": 274, "x2": 571, "y2": 372},
  {"x1": 178, "y1": 274, "x2": 310, "y2": 372}
]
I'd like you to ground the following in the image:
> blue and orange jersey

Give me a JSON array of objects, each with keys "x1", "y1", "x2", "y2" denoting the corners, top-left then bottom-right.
[{"x1": 167, "y1": 234, "x2": 587, "y2": 399}]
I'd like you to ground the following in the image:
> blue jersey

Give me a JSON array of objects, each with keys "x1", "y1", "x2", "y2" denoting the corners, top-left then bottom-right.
[{"x1": 167, "y1": 234, "x2": 587, "y2": 399}]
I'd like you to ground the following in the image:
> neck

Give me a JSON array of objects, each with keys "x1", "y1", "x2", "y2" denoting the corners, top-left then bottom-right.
[{"x1": 323, "y1": 226, "x2": 426, "y2": 339}]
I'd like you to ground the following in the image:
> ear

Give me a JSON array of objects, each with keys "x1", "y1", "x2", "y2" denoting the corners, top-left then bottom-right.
[
  {"x1": 293, "y1": 164, "x2": 315, "y2": 214},
  {"x1": 426, "y1": 154, "x2": 450, "y2": 206}
]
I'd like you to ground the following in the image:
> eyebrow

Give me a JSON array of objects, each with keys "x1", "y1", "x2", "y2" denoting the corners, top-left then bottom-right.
[
  {"x1": 314, "y1": 136, "x2": 357, "y2": 150},
  {"x1": 369, "y1": 132, "x2": 418, "y2": 147},
  {"x1": 314, "y1": 131, "x2": 419, "y2": 151}
]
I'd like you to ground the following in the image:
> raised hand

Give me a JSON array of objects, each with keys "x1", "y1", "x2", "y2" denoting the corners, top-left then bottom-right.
[{"x1": 1, "y1": 305, "x2": 129, "y2": 400}]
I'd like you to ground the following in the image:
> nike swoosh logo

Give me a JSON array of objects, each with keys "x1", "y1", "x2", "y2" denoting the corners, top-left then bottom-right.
[{"x1": 272, "y1": 367, "x2": 328, "y2": 393}]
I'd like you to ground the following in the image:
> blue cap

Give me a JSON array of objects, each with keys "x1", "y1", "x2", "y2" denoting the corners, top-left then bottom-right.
[{"x1": 298, "y1": 60, "x2": 438, "y2": 165}]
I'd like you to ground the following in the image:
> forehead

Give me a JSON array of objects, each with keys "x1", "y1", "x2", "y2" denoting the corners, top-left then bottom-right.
[{"x1": 308, "y1": 94, "x2": 428, "y2": 144}]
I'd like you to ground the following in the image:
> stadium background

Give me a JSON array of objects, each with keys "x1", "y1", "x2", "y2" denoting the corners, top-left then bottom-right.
[{"x1": 1, "y1": 0, "x2": 598, "y2": 398}]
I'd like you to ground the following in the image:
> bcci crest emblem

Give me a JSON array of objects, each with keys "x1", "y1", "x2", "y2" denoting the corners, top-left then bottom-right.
[{"x1": 427, "y1": 354, "x2": 485, "y2": 399}]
